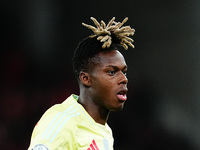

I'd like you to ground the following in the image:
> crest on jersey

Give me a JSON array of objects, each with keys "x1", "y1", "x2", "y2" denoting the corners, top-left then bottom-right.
[{"x1": 32, "y1": 144, "x2": 49, "y2": 150}]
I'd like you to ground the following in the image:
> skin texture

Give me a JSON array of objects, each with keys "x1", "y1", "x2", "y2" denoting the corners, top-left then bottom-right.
[{"x1": 78, "y1": 49, "x2": 128, "y2": 125}]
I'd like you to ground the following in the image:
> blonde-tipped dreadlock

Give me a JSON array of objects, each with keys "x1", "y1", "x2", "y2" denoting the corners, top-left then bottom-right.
[{"x1": 82, "y1": 17, "x2": 135, "y2": 50}]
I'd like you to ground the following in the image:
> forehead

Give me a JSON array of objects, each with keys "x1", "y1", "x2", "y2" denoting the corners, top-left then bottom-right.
[{"x1": 96, "y1": 50, "x2": 127, "y2": 67}]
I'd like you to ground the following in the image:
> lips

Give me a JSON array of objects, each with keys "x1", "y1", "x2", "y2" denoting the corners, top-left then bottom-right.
[{"x1": 117, "y1": 89, "x2": 128, "y2": 101}]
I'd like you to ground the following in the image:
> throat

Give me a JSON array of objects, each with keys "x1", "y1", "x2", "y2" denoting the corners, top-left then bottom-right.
[
  {"x1": 94, "y1": 112, "x2": 110, "y2": 125},
  {"x1": 78, "y1": 93, "x2": 110, "y2": 125},
  {"x1": 87, "y1": 106, "x2": 110, "y2": 125}
]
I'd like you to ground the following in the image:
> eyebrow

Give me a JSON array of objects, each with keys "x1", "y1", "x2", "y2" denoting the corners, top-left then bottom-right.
[{"x1": 105, "y1": 65, "x2": 128, "y2": 70}]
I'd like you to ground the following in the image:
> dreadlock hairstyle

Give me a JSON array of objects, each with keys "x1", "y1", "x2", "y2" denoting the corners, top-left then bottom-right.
[{"x1": 72, "y1": 17, "x2": 135, "y2": 81}]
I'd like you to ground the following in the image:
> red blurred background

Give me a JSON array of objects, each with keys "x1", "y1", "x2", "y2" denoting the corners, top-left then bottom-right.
[{"x1": 1, "y1": 0, "x2": 200, "y2": 149}]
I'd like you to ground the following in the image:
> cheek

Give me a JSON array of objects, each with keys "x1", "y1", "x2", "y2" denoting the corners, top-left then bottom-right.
[
  {"x1": 93, "y1": 78, "x2": 111, "y2": 91},
  {"x1": 91, "y1": 74, "x2": 116, "y2": 93},
  {"x1": 100, "y1": 80, "x2": 114, "y2": 93}
]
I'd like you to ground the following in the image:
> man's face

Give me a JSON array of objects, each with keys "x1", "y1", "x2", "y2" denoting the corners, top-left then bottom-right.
[{"x1": 88, "y1": 50, "x2": 128, "y2": 111}]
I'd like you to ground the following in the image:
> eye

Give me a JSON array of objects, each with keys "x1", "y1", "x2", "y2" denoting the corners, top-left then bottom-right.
[
  {"x1": 108, "y1": 70, "x2": 115, "y2": 76},
  {"x1": 122, "y1": 71, "x2": 127, "y2": 76}
]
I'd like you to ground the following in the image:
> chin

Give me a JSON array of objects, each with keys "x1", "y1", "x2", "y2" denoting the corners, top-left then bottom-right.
[{"x1": 111, "y1": 104, "x2": 125, "y2": 111}]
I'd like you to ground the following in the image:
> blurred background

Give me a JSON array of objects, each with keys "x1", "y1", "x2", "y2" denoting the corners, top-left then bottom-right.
[{"x1": 1, "y1": 0, "x2": 200, "y2": 149}]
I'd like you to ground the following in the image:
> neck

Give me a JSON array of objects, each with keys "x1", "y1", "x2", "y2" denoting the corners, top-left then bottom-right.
[{"x1": 78, "y1": 89, "x2": 110, "y2": 125}]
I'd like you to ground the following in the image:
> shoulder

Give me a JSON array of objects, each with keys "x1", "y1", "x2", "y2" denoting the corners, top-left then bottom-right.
[
  {"x1": 28, "y1": 95, "x2": 81, "y2": 149},
  {"x1": 37, "y1": 95, "x2": 82, "y2": 134},
  {"x1": 41, "y1": 94, "x2": 80, "y2": 123}
]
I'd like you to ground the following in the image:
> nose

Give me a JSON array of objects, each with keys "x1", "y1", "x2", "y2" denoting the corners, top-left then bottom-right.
[{"x1": 118, "y1": 72, "x2": 128, "y2": 85}]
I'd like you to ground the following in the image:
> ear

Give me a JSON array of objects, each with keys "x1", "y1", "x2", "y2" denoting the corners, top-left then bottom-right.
[{"x1": 79, "y1": 71, "x2": 91, "y2": 87}]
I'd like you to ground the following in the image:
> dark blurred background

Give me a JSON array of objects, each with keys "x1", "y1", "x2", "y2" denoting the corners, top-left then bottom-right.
[{"x1": 1, "y1": 0, "x2": 200, "y2": 149}]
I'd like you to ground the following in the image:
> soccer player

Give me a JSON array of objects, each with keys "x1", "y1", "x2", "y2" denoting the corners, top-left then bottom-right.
[{"x1": 28, "y1": 17, "x2": 135, "y2": 150}]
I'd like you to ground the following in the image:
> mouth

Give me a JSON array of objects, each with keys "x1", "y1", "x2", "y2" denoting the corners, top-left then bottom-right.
[{"x1": 117, "y1": 89, "x2": 128, "y2": 101}]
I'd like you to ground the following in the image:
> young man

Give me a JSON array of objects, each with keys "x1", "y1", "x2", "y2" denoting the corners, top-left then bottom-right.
[{"x1": 28, "y1": 17, "x2": 135, "y2": 150}]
